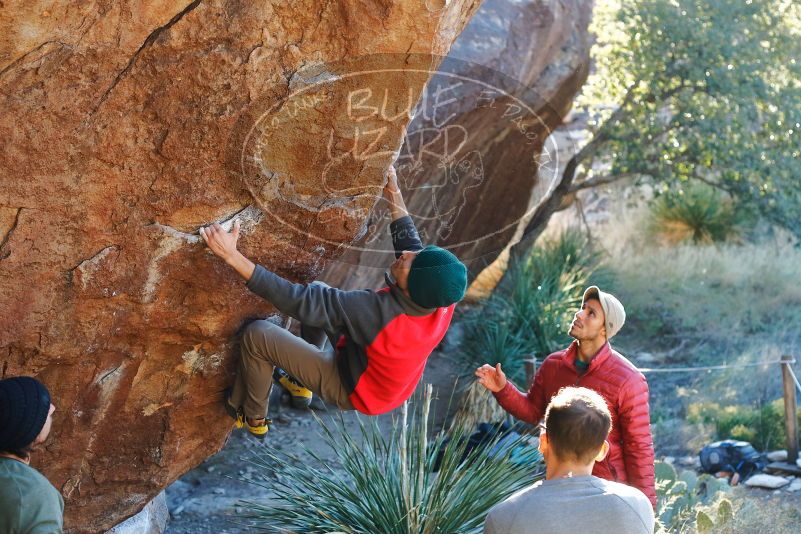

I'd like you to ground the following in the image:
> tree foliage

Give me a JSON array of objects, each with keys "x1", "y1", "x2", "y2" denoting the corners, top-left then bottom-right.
[{"x1": 568, "y1": 0, "x2": 801, "y2": 237}]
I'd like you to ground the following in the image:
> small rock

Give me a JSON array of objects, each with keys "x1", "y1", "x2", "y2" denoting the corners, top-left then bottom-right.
[
  {"x1": 212, "y1": 488, "x2": 226, "y2": 495},
  {"x1": 767, "y1": 450, "x2": 788, "y2": 462},
  {"x1": 206, "y1": 465, "x2": 216, "y2": 473},
  {"x1": 172, "y1": 505, "x2": 184, "y2": 516},
  {"x1": 797, "y1": 458, "x2": 801, "y2": 469},
  {"x1": 663, "y1": 456, "x2": 675, "y2": 464},
  {"x1": 745, "y1": 474, "x2": 791, "y2": 489},
  {"x1": 787, "y1": 480, "x2": 801, "y2": 492}
]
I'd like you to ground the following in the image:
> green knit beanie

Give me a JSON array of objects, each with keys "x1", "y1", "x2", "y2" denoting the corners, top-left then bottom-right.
[{"x1": 407, "y1": 245, "x2": 468, "y2": 308}]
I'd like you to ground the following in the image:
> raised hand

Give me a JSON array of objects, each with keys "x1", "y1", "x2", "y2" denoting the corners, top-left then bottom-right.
[
  {"x1": 383, "y1": 164, "x2": 400, "y2": 196},
  {"x1": 475, "y1": 363, "x2": 508, "y2": 393},
  {"x1": 199, "y1": 220, "x2": 240, "y2": 262},
  {"x1": 383, "y1": 165, "x2": 408, "y2": 221},
  {"x1": 199, "y1": 220, "x2": 256, "y2": 281}
]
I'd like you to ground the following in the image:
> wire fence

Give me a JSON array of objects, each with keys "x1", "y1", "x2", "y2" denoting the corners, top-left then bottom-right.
[{"x1": 638, "y1": 358, "x2": 801, "y2": 396}]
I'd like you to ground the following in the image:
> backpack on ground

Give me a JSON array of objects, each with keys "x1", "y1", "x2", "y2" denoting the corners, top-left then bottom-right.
[{"x1": 699, "y1": 439, "x2": 766, "y2": 479}]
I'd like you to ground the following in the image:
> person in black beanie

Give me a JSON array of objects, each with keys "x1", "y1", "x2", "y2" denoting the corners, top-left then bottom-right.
[{"x1": 0, "y1": 376, "x2": 64, "y2": 534}]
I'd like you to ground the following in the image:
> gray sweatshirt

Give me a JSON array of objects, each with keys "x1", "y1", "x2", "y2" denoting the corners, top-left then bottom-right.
[
  {"x1": 484, "y1": 475, "x2": 654, "y2": 534},
  {"x1": 245, "y1": 216, "x2": 456, "y2": 415}
]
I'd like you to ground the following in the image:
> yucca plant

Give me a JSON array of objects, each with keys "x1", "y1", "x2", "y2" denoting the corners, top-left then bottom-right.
[
  {"x1": 237, "y1": 385, "x2": 541, "y2": 533},
  {"x1": 449, "y1": 380, "x2": 512, "y2": 434},
  {"x1": 648, "y1": 185, "x2": 741, "y2": 245},
  {"x1": 460, "y1": 319, "x2": 529, "y2": 385}
]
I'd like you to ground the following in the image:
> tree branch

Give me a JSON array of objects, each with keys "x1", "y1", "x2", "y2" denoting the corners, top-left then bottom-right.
[{"x1": 569, "y1": 172, "x2": 638, "y2": 193}]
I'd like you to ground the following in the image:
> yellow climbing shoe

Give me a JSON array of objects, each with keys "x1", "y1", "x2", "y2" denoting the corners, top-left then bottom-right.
[
  {"x1": 273, "y1": 368, "x2": 313, "y2": 409},
  {"x1": 244, "y1": 416, "x2": 270, "y2": 440},
  {"x1": 224, "y1": 388, "x2": 269, "y2": 439},
  {"x1": 234, "y1": 411, "x2": 270, "y2": 439}
]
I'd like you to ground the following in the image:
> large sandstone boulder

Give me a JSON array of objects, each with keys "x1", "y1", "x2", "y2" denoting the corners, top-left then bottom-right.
[
  {"x1": 321, "y1": 0, "x2": 593, "y2": 289},
  {"x1": 0, "y1": 1, "x2": 481, "y2": 531}
]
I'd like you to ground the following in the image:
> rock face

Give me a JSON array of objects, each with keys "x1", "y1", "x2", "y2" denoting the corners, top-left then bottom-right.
[
  {"x1": 0, "y1": 1, "x2": 480, "y2": 532},
  {"x1": 322, "y1": 0, "x2": 593, "y2": 289}
]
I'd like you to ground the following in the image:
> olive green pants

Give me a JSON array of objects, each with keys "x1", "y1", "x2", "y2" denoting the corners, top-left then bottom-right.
[{"x1": 228, "y1": 319, "x2": 354, "y2": 419}]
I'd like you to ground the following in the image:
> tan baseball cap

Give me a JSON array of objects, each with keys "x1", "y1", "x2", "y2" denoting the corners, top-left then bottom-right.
[{"x1": 582, "y1": 286, "x2": 626, "y2": 340}]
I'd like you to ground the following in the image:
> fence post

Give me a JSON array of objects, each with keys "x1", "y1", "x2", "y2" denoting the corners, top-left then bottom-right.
[
  {"x1": 524, "y1": 356, "x2": 538, "y2": 389},
  {"x1": 781, "y1": 354, "x2": 798, "y2": 463}
]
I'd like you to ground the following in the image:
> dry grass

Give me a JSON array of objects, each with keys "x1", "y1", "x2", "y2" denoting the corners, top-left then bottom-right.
[
  {"x1": 590, "y1": 203, "x2": 801, "y2": 454},
  {"x1": 596, "y1": 206, "x2": 801, "y2": 354}
]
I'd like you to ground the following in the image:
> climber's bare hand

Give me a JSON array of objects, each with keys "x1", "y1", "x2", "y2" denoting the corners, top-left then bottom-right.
[
  {"x1": 383, "y1": 165, "x2": 401, "y2": 198},
  {"x1": 199, "y1": 220, "x2": 240, "y2": 262},
  {"x1": 383, "y1": 165, "x2": 408, "y2": 220}
]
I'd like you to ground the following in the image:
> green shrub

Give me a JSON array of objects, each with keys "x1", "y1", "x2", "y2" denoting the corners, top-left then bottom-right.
[
  {"x1": 449, "y1": 380, "x2": 512, "y2": 434},
  {"x1": 687, "y1": 399, "x2": 801, "y2": 451},
  {"x1": 461, "y1": 229, "x2": 599, "y2": 382},
  {"x1": 648, "y1": 184, "x2": 742, "y2": 245},
  {"x1": 238, "y1": 386, "x2": 541, "y2": 533}
]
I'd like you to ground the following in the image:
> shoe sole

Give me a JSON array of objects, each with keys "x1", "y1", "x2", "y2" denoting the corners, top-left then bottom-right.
[
  {"x1": 226, "y1": 387, "x2": 270, "y2": 439},
  {"x1": 273, "y1": 372, "x2": 313, "y2": 409},
  {"x1": 290, "y1": 396, "x2": 313, "y2": 409},
  {"x1": 247, "y1": 429, "x2": 267, "y2": 440},
  {"x1": 246, "y1": 418, "x2": 270, "y2": 440}
]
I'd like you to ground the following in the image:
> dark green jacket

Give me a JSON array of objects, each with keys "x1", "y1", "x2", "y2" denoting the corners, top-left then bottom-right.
[{"x1": 0, "y1": 457, "x2": 64, "y2": 534}]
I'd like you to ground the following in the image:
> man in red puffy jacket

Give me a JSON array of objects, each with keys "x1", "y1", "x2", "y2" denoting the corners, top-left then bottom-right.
[{"x1": 476, "y1": 287, "x2": 656, "y2": 507}]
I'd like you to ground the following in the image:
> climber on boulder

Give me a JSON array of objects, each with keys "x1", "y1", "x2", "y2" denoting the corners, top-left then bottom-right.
[{"x1": 200, "y1": 165, "x2": 468, "y2": 439}]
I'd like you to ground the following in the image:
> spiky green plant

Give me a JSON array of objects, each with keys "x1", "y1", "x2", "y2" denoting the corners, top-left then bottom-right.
[
  {"x1": 449, "y1": 380, "x2": 511, "y2": 434},
  {"x1": 237, "y1": 385, "x2": 542, "y2": 533},
  {"x1": 648, "y1": 185, "x2": 741, "y2": 245},
  {"x1": 460, "y1": 319, "x2": 529, "y2": 385}
]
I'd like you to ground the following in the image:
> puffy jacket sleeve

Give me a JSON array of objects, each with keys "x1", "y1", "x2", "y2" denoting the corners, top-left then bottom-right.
[
  {"x1": 617, "y1": 372, "x2": 656, "y2": 508},
  {"x1": 492, "y1": 360, "x2": 549, "y2": 425}
]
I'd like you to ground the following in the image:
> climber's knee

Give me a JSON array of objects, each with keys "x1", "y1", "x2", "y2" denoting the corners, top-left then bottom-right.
[{"x1": 241, "y1": 319, "x2": 281, "y2": 355}]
